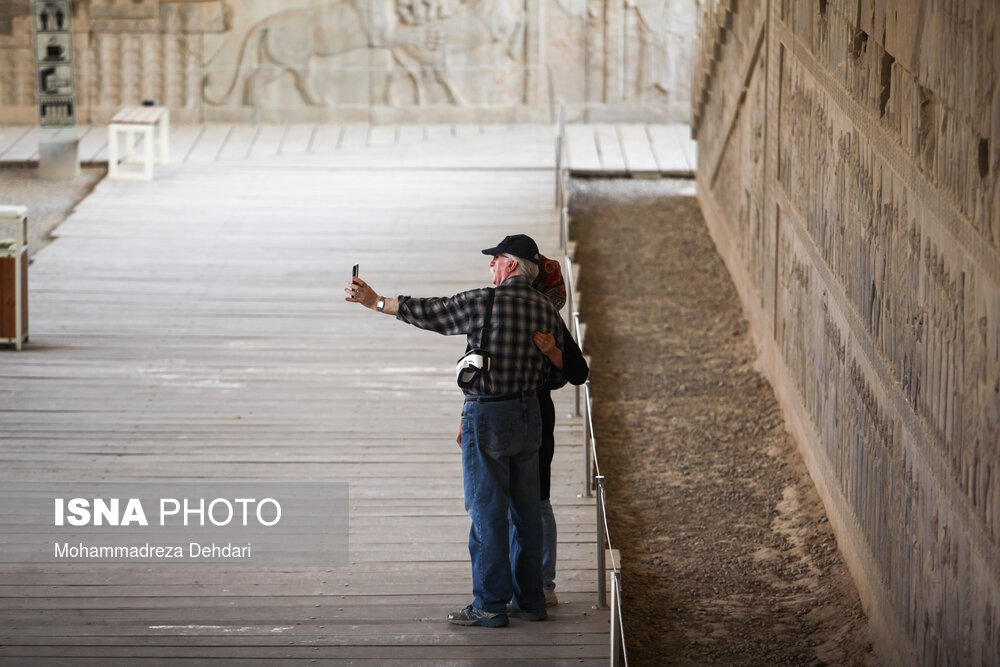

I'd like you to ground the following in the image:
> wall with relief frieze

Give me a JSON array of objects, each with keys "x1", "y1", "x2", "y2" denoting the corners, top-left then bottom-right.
[
  {"x1": 0, "y1": 0, "x2": 699, "y2": 124},
  {"x1": 693, "y1": 1, "x2": 1000, "y2": 665}
]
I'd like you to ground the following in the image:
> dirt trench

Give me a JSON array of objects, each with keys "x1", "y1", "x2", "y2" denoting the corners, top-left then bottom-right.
[{"x1": 569, "y1": 178, "x2": 878, "y2": 666}]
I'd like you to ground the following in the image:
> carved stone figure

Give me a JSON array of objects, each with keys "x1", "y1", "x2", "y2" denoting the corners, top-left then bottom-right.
[
  {"x1": 626, "y1": 0, "x2": 692, "y2": 99},
  {"x1": 389, "y1": 0, "x2": 524, "y2": 106},
  {"x1": 202, "y1": 0, "x2": 524, "y2": 108},
  {"x1": 203, "y1": 3, "x2": 377, "y2": 106}
]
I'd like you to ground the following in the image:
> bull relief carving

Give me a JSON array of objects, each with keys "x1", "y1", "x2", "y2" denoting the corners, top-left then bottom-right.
[{"x1": 202, "y1": 0, "x2": 525, "y2": 108}]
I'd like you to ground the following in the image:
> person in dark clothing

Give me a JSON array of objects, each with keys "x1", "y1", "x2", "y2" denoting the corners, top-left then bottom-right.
[
  {"x1": 531, "y1": 304, "x2": 588, "y2": 607},
  {"x1": 346, "y1": 234, "x2": 560, "y2": 628}
]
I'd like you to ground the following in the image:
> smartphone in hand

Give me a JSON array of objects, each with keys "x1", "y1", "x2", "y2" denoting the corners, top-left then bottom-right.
[{"x1": 352, "y1": 264, "x2": 359, "y2": 279}]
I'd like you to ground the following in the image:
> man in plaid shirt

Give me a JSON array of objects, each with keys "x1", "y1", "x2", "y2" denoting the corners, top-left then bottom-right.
[{"x1": 345, "y1": 234, "x2": 561, "y2": 627}]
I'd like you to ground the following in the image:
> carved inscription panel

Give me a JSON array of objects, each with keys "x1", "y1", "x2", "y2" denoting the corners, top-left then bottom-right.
[
  {"x1": 777, "y1": 49, "x2": 1000, "y2": 530},
  {"x1": 696, "y1": 1, "x2": 1000, "y2": 663}
]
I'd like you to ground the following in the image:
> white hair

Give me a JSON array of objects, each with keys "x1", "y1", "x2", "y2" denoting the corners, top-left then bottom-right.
[{"x1": 505, "y1": 253, "x2": 539, "y2": 283}]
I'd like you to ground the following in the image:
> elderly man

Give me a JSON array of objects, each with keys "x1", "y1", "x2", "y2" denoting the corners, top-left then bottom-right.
[{"x1": 345, "y1": 234, "x2": 561, "y2": 627}]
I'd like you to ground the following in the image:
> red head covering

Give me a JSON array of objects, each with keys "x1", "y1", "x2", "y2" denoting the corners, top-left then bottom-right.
[{"x1": 535, "y1": 254, "x2": 566, "y2": 311}]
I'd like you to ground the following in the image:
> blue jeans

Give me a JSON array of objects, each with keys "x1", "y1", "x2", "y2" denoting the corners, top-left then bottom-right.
[{"x1": 461, "y1": 397, "x2": 545, "y2": 613}]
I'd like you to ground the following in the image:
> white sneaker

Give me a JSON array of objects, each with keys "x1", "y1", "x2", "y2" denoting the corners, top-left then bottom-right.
[{"x1": 544, "y1": 588, "x2": 558, "y2": 607}]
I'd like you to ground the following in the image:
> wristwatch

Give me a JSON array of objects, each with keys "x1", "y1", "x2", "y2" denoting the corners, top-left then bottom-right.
[{"x1": 376, "y1": 296, "x2": 386, "y2": 313}]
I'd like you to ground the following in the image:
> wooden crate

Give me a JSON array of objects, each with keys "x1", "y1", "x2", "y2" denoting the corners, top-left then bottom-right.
[
  {"x1": 0, "y1": 247, "x2": 28, "y2": 345},
  {"x1": 0, "y1": 205, "x2": 28, "y2": 349}
]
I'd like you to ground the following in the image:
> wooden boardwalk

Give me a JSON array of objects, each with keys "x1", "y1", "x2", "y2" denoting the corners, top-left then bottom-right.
[
  {"x1": 0, "y1": 122, "x2": 696, "y2": 177},
  {"x1": 0, "y1": 127, "x2": 624, "y2": 663}
]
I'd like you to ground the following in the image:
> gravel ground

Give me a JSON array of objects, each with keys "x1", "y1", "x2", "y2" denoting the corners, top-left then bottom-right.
[
  {"x1": 0, "y1": 166, "x2": 105, "y2": 252},
  {"x1": 570, "y1": 178, "x2": 879, "y2": 666}
]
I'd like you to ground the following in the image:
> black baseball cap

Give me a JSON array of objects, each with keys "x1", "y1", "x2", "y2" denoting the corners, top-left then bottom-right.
[{"x1": 481, "y1": 234, "x2": 540, "y2": 265}]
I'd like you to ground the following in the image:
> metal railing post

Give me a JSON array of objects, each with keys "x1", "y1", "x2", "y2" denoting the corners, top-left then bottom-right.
[
  {"x1": 557, "y1": 99, "x2": 567, "y2": 208},
  {"x1": 573, "y1": 375, "x2": 581, "y2": 418},
  {"x1": 547, "y1": 65, "x2": 556, "y2": 124},
  {"x1": 560, "y1": 206, "x2": 570, "y2": 257},
  {"x1": 554, "y1": 99, "x2": 566, "y2": 209},
  {"x1": 562, "y1": 250, "x2": 574, "y2": 320},
  {"x1": 610, "y1": 571, "x2": 623, "y2": 666},
  {"x1": 583, "y1": 381, "x2": 593, "y2": 497},
  {"x1": 558, "y1": 208, "x2": 567, "y2": 259},
  {"x1": 555, "y1": 175, "x2": 624, "y2": 661},
  {"x1": 595, "y1": 475, "x2": 607, "y2": 609},
  {"x1": 555, "y1": 136, "x2": 563, "y2": 211}
]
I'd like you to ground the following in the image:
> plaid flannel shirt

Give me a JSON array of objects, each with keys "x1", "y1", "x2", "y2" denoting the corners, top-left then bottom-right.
[{"x1": 396, "y1": 275, "x2": 562, "y2": 396}]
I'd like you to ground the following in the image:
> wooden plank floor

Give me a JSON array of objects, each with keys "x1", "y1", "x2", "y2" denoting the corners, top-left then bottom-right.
[
  {"x1": 0, "y1": 133, "x2": 612, "y2": 664},
  {"x1": 0, "y1": 122, "x2": 696, "y2": 176}
]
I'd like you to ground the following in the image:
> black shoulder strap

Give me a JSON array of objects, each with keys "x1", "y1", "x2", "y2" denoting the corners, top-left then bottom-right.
[{"x1": 479, "y1": 288, "x2": 495, "y2": 351}]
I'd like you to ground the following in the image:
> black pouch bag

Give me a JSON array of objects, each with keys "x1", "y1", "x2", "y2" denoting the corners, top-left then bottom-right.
[{"x1": 456, "y1": 288, "x2": 495, "y2": 389}]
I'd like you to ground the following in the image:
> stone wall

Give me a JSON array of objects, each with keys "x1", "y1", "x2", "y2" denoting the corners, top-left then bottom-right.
[
  {"x1": 692, "y1": 1, "x2": 1000, "y2": 664},
  {"x1": 0, "y1": 0, "x2": 699, "y2": 124}
]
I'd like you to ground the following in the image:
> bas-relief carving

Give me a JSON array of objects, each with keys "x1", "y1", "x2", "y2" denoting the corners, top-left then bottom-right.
[
  {"x1": 159, "y1": 2, "x2": 228, "y2": 34},
  {"x1": 625, "y1": 0, "x2": 692, "y2": 102},
  {"x1": 699, "y1": 1, "x2": 1000, "y2": 661},
  {"x1": 775, "y1": 50, "x2": 1000, "y2": 513},
  {"x1": 87, "y1": 0, "x2": 227, "y2": 33},
  {"x1": 0, "y1": 0, "x2": 698, "y2": 122},
  {"x1": 202, "y1": 0, "x2": 526, "y2": 109},
  {"x1": 88, "y1": 0, "x2": 157, "y2": 19},
  {"x1": 552, "y1": 0, "x2": 584, "y2": 17}
]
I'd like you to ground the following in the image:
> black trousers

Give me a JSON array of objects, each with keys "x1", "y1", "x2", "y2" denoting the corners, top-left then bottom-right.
[{"x1": 538, "y1": 389, "x2": 555, "y2": 500}]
